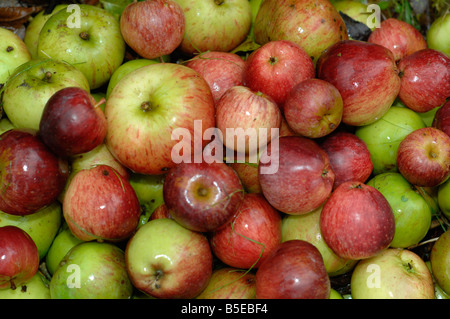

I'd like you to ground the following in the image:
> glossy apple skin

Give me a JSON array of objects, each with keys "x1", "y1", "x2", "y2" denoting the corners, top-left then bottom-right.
[
  {"x1": 0, "y1": 129, "x2": 69, "y2": 216},
  {"x1": 397, "y1": 49, "x2": 450, "y2": 113},
  {"x1": 368, "y1": 18, "x2": 427, "y2": 61},
  {"x1": 317, "y1": 40, "x2": 401, "y2": 126},
  {"x1": 0, "y1": 27, "x2": 31, "y2": 85},
  {"x1": 209, "y1": 193, "x2": 282, "y2": 269},
  {"x1": 321, "y1": 131, "x2": 373, "y2": 189},
  {"x1": 319, "y1": 181, "x2": 395, "y2": 260},
  {"x1": 243, "y1": 40, "x2": 315, "y2": 110},
  {"x1": 120, "y1": 0, "x2": 185, "y2": 59},
  {"x1": 0, "y1": 226, "x2": 39, "y2": 290},
  {"x1": 396, "y1": 127, "x2": 450, "y2": 187},
  {"x1": 163, "y1": 162, "x2": 244, "y2": 232},
  {"x1": 63, "y1": 165, "x2": 141, "y2": 242},
  {"x1": 433, "y1": 100, "x2": 450, "y2": 137},
  {"x1": 258, "y1": 136, "x2": 335, "y2": 215},
  {"x1": 431, "y1": 229, "x2": 450, "y2": 295},
  {"x1": 255, "y1": 240, "x2": 331, "y2": 299}
]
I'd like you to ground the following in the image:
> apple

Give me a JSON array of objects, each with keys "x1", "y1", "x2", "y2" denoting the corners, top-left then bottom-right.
[
  {"x1": 1, "y1": 58, "x2": 90, "y2": 131},
  {"x1": 173, "y1": 0, "x2": 252, "y2": 55},
  {"x1": 329, "y1": 288, "x2": 344, "y2": 299},
  {"x1": 438, "y1": 178, "x2": 450, "y2": 219},
  {"x1": 0, "y1": 118, "x2": 14, "y2": 135},
  {"x1": 0, "y1": 27, "x2": 31, "y2": 85},
  {"x1": 332, "y1": 1, "x2": 375, "y2": 30},
  {"x1": 120, "y1": 0, "x2": 185, "y2": 60},
  {"x1": 258, "y1": 136, "x2": 335, "y2": 215},
  {"x1": 430, "y1": 229, "x2": 450, "y2": 295},
  {"x1": 0, "y1": 129, "x2": 69, "y2": 216},
  {"x1": 125, "y1": 218, "x2": 213, "y2": 299},
  {"x1": 433, "y1": 99, "x2": 450, "y2": 137},
  {"x1": 248, "y1": 0, "x2": 263, "y2": 41},
  {"x1": 163, "y1": 161, "x2": 244, "y2": 232},
  {"x1": 320, "y1": 131, "x2": 373, "y2": 189},
  {"x1": 396, "y1": 127, "x2": 450, "y2": 187},
  {"x1": 350, "y1": 248, "x2": 434, "y2": 299},
  {"x1": 397, "y1": 49, "x2": 450, "y2": 113},
  {"x1": 254, "y1": 0, "x2": 348, "y2": 62},
  {"x1": 0, "y1": 225, "x2": 40, "y2": 290},
  {"x1": 355, "y1": 106, "x2": 426, "y2": 175},
  {"x1": 0, "y1": 272, "x2": 50, "y2": 299},
  {"x1": 426, "y1": 260, "x2": 450, "y2": 300},
  {"x1": 366, "y1": 172, "x2": 432, "y2": 248},
  {"x1": 319, "y1": 181, "x2": 395, "y2": 260},
  {"x1": 317, "y1": 40, "x2": 401, "y2": 126},
  {"x1": 427, "y1": 13, "x2": 450, "y2": 57},
  {"x1": 148, "y1": 203, "x2": 172, "y2": 221},
  {"x1": 243, "y1": 40, "x2": 315, "y2": 110},
  {"x1": 105, "y1": 63, "x2": 215, "y2": 175},
  {"x1": 283, "y1": 78, "x2": 343, "y2": 138},
  {"x1": 37, "y1": 4, "x2": 126, "y2": 89},
  {"x1": 228, "y1": 161, "x2": 261, "y2": 193},
  {"x1": 50, "y1": 241, "x2": 133, "y2": 299},
  {"x1": 368, "y1": 18, "x2": 427, "y2": 61},
  {"x1": 255, "y1": 240, "x2": 331, "y2": 299},
  {"x1": 196, "y1": 267, "x2": 256, "y2": 299}
]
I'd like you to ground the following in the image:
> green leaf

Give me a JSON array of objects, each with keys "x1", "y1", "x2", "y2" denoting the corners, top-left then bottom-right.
[{"x1": 99, "y1": 0, "x2": 133, "y2": 16}]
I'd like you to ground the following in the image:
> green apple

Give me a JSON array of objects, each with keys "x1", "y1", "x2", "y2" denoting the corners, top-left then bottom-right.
[
  {"x1": 0, "y1": 118, "x2": 14, "y2": 135},
  {"x1": 333, "y1": 0, "x2": 375, "y2": 30},
  {"x1": 0, "y1": 202, "x2": 62, "y2": 260},
  {"x1": 248, "y1": 0, "x2": 263, "y2": 40},
  {"x1": 0, "y1": 27, "x2": 31, "y2": 85},
  {"x1": 427, "y1": 14, "x2": 450, "y2": 57},
  {"x1": 350, "y1": 248, "x2": 435, "y2": 299},
  {"x1": 329, "y1": 288, "x2": 344, "y2": 299},
  {"x1": 366, "y1": 172, "x2": 432, "y2": 248},
  {"x1": 1, "y1": 58, "x2": 90, "y2": 130},
  {"x1": 430, "y1": 229, "x2": 450, "y2": 295},
  {"x1": 355, "y1": 106, "x2": 426, "y2": 175},
  {"x1": 426, "y1": 261, "x2": 450, "y2": 299},
  {"x1": 0, "y1": 272, "x2": 50, "y2": 299},
  {"x1": 50, "y1": 241, "x2": 133, "y2": 299},
  {"x1": 438, "y1": 178, "x2": 450, "y2": 219},
  {"x1": 37, "y1": 4, "x2": 125, "y2": 89}
]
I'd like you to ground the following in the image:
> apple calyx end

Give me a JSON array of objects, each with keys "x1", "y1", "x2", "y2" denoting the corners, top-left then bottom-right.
[{"x1": 79, "y1": 31, "x2": 90, "y2": 41}]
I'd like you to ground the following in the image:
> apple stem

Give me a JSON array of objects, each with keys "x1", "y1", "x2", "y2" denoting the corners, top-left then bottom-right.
[
  {"x1": 94, "y1": 97, "x2": 106, "y2": 109},
  {"x1": 43, "y1": 71, "x2": 52, "y2": 82},
  {"x1": 79, "y1": 31, "x2": 90, "y2": 41}
]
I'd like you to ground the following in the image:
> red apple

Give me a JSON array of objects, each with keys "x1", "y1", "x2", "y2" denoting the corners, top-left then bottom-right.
[
  {"x1": 63, "y1": 165, "x2": 141, "y2": 242},
  {"x1": 209, "y1": 193, "x2": 282, "y2": 269},
  {"x1": 0, "y1": 129, "x2": 69, "y2": 216},
  {"x1": 255, "y1": 240, "x2": 330, "y2": 299},
  {"x1": 397, "y1": 49, "x2": 450, "y2": 113},
  {"x1": 39, "y1": 87, "x2": 107, "y2": 158},
  {"x1": 0, "y1": 226, "x2": 39, "y2": 290},
  {"x1": 283, "y1": 78, "x2": 343, "y2": 138},
  {"x1": 316, "y1": 40, "x2": 401, "y2": 126},
  {"x1": 163, "y1": 162, "x2": 245, "y2": 232},
  {"x1": 433, "y1": 100, "x2": 450, "y2": 137},
  {"x1": 258, "y1": 136, "x2": 335, "y2": 215},
  {"x1": 243, "y1": 40, "x2": 315, "y2": 111},
  {"x1": 368, "y1": 18, "x2": 427, "y2": 61},
  {"x1": 320, "y1": 131, "x2": 373, "y2": 189},
  {"x1": 319, "y1": 181, "x2": 395, "y2": 260},
  {"x1": 396, "y1": 127, "x2": 450, "y2": 187},
  {"x1": 228, "y1": 161, "x2": 261, "y2": 193},
  {"x1": 149, "y1": 203, "x2": 172, "y2": 221},
  {"x1": 120, "y1": 0, "x2": 185, "y2": 59}
]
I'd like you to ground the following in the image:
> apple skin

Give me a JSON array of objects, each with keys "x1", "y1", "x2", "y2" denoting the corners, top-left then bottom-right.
[
  {"x1": 0, "y1": 129, "x2": 69, "y2": 216},
  {"x1": 332, "y1": 1, "x2": 374, "y2": 30},
  {"x1": 149, "y1": 203, "x2": 172, "y2": 221},
  {"x1": 350, "y1": 248, "x2": 434, "y2": 299},
  {"x1": 63, "y1": 164, "x2": 141, "y2": 242},
  {"x1": 283, "y1": 78, "x2": 343, "y2": 138},
  {"x1": 317, "y1": 40, "x2": 401, "y2": 126},
  {"x1": 120, "y1": 0, "x2": 185, "y2": 60},
  {"x1": 368, "y1": 18, "x2": 427, "y2": 61},
  {"x1": 125, "y1": 218, "x2": 213, "y2": 299},
  {"x1": 258, "y1": 136, "x2": 335, "y2": 215},
  {"x1": 430, "y1": 229, "x2": 450, "y2": 295},
  {"x1": 228, "y1": 162, "x2": 261, "y2": 194},
  {"x1": 321, "y1": 131, "x2": 373, "y2": 189},
  {"x1": 243, "y1": 40, "x2": 315, "y2": 110},
  {"x1": 209, "y1": 193, "x2": 282, "y2": 269},
  {"x1": 0, "y1": 27, "x2": 31, "y2": 85},
  {"x1": 438, "y1": 178, "x2": 450, "y2": 219},
  {"x1": 0, "y1": 225, "x2": 40, "y2": 290},
  {"x1": 255, "y1": 240, "x2": 331, "y2": 299},
  {"x1": 163, "y1": 161, "x2": 244, "y2": 233},
  {"x1": 396, "y1": 127, "x2": 450, "y2": 187},
  {"x1": 433, "y1": 99, "x2": 450, "y2": 137},
  {"x1": 427, "y1": 14, "x2": 450, "y2": 57},
  {"x1": 0, "y1": 272, "x2": 50, "y2": 299},
  {"x1": 397, "y1": 49, "x2": 450, "y2": 113},
  {"x1": 319, "y1": 181, "x2": 395, "y2": 260}
]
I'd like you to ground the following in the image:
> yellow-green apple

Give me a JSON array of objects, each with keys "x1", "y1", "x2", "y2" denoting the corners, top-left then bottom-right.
[
  {"x1": 0, "y1": 27, "x2": 31, "y2": 85},
  {"x1": 248, "y1": 0, "x2": 263, "y2": 41},
  {"x1": 332, "y1": 0, "x2": 375, "y2": 30},
  {"x1": 430, "y1": 229, "x2": 450, "y2": 295},
  {"x1": 125, "y1": 218, "x2": 213, "y2": 299},
  {"x1": 438, "y1": 178, "x2": 450, "y2": 219},
  {"x1": 433, "y1": 99, "x2": 450, "y2": 137},
  {"x1": 0, "y1": 272, "x2": 50, "y2": 299},
  {"x1": 0, "y1": 118, "x2": 14, "y2": 135},
  {"x1": 317, "y1": 40, "x2": 401, "y2": 126},
  {"x1": 427, "y1": 14, "x2": 450, "y2": 57}
]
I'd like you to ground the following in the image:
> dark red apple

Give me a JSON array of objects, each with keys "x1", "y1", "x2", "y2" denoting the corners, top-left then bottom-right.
[
  {"x1": 320, "y1": 131, "x2": 373, "y2": 189},
  {"x1": 163, "y1": 162, "x2": 245, "y2": 233},
  {"x1": 255, "y1": 240, "x2": 330, "y2": 299},
  {"x1": 0, "y1": 129, "x2": 69, "y2": 216},
  {"x1": 258, "y1": 136, "x2": 335, "y2": 215},
  {"x1": 39, "y1": 87, "x2": 107, "y2": 158},
  {"x1": 316, "y1": 40, "x2": 401, "y2": 126},
  {"x1": 0, "y1": 226, "x2": 39, "y2": 290},
  {"x1": 63, "y1": 164, "x2": 141, "y2": 242},
  {"x1": 209, "y1": 193, "x2": 282, "y2": 269},
  {"x1": 396, "y1": 127, "x2": 450, "y2": 187},
  {"x1": 397, "y1": 49, "x2": 450, "y2": 113},
  {"x1": 433, "y1": 100, "x2": 450, "y2": 137},
  {"x1": 319, "y1": 181, "x2": 395, "y2": 260},
  {"x1": 243, "y1": 40, "x2": 315, "y2": 111}
]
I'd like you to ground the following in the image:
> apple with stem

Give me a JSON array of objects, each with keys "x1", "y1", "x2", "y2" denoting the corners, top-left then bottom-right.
[{"x1": 0, "y1": 272, "x2": 50, "y2": 299}]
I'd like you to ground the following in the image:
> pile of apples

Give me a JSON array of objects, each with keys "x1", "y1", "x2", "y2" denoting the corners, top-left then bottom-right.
[{"x1": 0, "y1": 0, "x2": 449, "y2": 300}]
